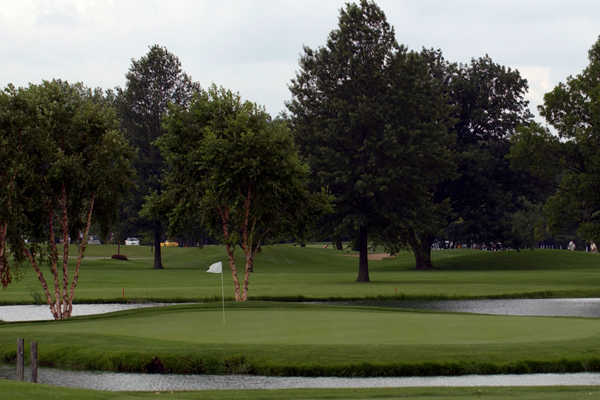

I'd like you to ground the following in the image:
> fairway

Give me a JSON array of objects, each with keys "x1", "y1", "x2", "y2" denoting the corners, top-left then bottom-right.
[
  {"x1": 3, "y1": 303, "x2": 600, "y2": 376},
  {"x1": 2, "y1": 245, "x2": 600, "y2": 304}
]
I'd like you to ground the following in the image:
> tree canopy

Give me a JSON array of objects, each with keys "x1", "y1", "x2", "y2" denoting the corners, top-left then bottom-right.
[
  {"x1": 117, "y1": 44, "x2": 200, "y2": 268},
  {"x1": 511, "y1": 36, "x2": 600, "y2": 245},
  {"x1": 160, "y1": 85, "x2": 319, "y2": 301},
  {"x1": 0, "y1": 80, "x2": 134, "y2": 319}
]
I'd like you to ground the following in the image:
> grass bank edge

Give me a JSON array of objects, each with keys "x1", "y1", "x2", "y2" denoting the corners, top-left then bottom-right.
[
  {"x1": 4, "y1": 379, "x2": 600, "y2": 400},
  {"x1": 6, "y1": 289, "x2": 600, "y2": 306}
]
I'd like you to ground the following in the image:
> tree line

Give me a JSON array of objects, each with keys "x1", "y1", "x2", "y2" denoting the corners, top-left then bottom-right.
[{"x1": 1, "y1": 0, "x2": 599, "y2": 315}]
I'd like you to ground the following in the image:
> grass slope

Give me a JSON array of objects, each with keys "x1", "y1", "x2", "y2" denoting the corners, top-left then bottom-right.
[
  {"x1": 3, "y1": 379, "x2": 600, "y2": 400},
  {"x1": 1, "y1": 245, "x2": 600, "y2": 304},
  {"x1": 2, "y1": 303, "x2": 600, "y2": 376}
]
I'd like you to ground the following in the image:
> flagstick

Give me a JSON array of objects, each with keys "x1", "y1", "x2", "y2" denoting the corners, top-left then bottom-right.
[{"x1": 221, "y1": 269, "x2": 225, "y2": 324}]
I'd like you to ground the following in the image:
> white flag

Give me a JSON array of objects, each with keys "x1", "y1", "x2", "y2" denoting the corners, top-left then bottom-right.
[{"x1": 207, "y1": 261, "x2": 222, "y2": 274}]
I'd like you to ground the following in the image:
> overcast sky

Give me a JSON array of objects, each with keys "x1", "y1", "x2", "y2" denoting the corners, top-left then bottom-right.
[{"x1": 1, "y1": 0, "x2": 599, "y2": 120}]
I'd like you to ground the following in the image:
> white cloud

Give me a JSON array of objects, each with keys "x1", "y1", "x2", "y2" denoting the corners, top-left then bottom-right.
[{"x1": 516, "y1": 66, "x2": 553, "y2": 118}]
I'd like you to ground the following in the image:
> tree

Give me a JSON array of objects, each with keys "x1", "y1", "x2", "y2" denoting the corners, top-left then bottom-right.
[
  {"x1": 445, "y1": 56, "x2": 534, "y2": 247},
  {"x1": 376, "y1": 48, "x2": 457, "y2": 269},
  {"x1": 0, "y1": 80, "x2": 134, "y2": 319},
  {"x1": 511, "y1": 36, "x2": 600, "y2": 244},
  {"x1": 160, "y1": 85, "x2": 317, "y2": 301},
  {"x1": 288, "y1": 0, "x2": 400, "y2": 282},
  {"x1": 117, "y1": 44, "x2": 200, "y2": 269}
]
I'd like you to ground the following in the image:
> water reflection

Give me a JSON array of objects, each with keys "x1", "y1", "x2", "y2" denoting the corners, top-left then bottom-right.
[
  {"x1": 343, "y1": 298, "x2": 600, "y2": 317},
  {"x1": 1, "y1": 365, "x2": 600, "y2": 391},
  {"x1": 0, "y1": 303, "x2": 176, "y2": 322}
]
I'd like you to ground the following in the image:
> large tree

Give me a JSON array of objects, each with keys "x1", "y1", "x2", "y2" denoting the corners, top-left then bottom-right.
[
  {"x1": 511, "y1": 36, "x2": 600, "y2": 244},
  {"x1": 288, "y1": 0, "x2": 400, "y2": 282},
  {"x1": 117, "y1": 44, "x2": 200, "y2": 269},
  {"x1": 0, "y1": 80, "x2": 134, "y2": 319},
  {"x1": 445, "y1": 56, "x2": 534, "y2": 247},
  {"x1": 160, "y1": 85, "x2": 316, "y2": 301}
]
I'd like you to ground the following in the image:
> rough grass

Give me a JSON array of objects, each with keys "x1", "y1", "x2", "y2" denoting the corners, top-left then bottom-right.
[
  {"x1": 2, "y1": 245, "x2": 600, "y2": 304},
  {"x1": 3, "y1": 302, "x2": 600, "y2": 376},
  {"x1": 3, "y1": 379, "x2": 600, "y2": 400}
]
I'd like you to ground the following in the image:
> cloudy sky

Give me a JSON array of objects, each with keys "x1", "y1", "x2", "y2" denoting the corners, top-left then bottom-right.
[{"x1": 1, "y1": 0, "x2": 599, "y2": 119}]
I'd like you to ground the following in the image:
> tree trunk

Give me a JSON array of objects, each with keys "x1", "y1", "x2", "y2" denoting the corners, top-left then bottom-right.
[
  {"x1": 218, "y1": 206, "x2": 242, "y2": 301},
  {"x1": 66, "y1": 195, "x2": 95, "y2": 317},
  {"x1": 153, "y1": 228, "x2": 164, "y2": 269},
  {"x1": 410, "y1": 235, "x2": 433, "y2": 270},
  {"x1": 335, "y1": 239, "x2": 343, "y2": 251},
  {"x1": 0, "y1": 222, "x2": 10, "y2": 288},
  {"x1": 225, "y1": 242, "x2": 242, "y2": 301},
  {"x1": 356, "y1": 226, "x2": 370, "y2": 282}
]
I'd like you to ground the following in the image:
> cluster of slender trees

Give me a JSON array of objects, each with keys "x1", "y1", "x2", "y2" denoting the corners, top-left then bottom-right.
[{"x1": 2, "y1": 0, "x2": 600, "y2": 315}]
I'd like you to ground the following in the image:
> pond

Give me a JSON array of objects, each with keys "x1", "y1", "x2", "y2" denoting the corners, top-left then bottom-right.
[
  {"x1": 0, "y1": 303, "x2": 176, "y2": 322},
  {"x1": 3, "y1": 300, "x2": 600, "y2": 390},
  {"x1": 338, "y1": 298, "x2": 600, "y2": 317},
  {"x1": 3, "y1": 298, "x2": 600, "y2": 322},
  {"x1": 2, "y1": 364, "x2": 600, "y2": 391}
]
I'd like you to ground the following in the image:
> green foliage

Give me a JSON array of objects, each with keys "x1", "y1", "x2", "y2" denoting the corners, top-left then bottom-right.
[
  {"x1": 446, "y1": 56, "x2": 534, "y2": 245},
  {"x1": 116, "y1": 44, "x2": 201, "y2": 268},
  {"x1": 160, "y1": 85, "x2": 320, "y2": 254},
  {"x1": 511, "y1": 36, "x2": 600, "y2": 244},
  {"x1": 288, "y1": 1, "x2": 457, "y2": 278}
]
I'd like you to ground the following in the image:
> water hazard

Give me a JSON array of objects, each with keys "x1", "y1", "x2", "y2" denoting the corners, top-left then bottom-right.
[
  {"x1": 2, "y1": 365, "x2": 600, "y2": 391},
  {"x1": 3, "y1": 298, "x2": 600, "y2": 322},
  {"x1": 3, "y1": 300, "x2": 600, "y2": 391},
  {"x1": 0, "y1": 303, "x2": 176, "y2": 322},
  {"x1": 342, "y1": 298, "x2": 600, "y2": 317}
]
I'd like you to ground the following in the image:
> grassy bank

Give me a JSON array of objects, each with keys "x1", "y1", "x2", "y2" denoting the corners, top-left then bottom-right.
[
  {"x1": 3, "y1": 379, "x2": 600, "y2": 400},
  {"x1": 1, "y1": 245, "x2": 600, "y2": 304},
  {"x1": 2, "y1": 303, "x2": 600, "y2": 376}
]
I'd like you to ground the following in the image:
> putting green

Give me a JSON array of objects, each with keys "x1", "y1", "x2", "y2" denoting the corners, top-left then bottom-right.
[
  {"x1": 3, "y1": 303, "x2": 600, "y2": 375},
  {"x1": 3, "y1": 304, "x2": 600, "y2": 346}
]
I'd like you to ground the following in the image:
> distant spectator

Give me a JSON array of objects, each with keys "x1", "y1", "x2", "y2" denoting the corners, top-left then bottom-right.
[
  {"x1": 568, "y1": 240, "x2": 576, "y2": 251},
  {"x1": 591, "y1": 242, "x2": 598, "y2": 253}
]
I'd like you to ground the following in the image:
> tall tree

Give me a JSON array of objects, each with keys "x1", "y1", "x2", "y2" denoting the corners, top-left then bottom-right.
[
  {"x1": 160, "y1": 85, "x2": 317, "y2": 301},
  {"x1": 0, "y1": 80, "x2": 134, "y2": 319},
  {"x1": 511, "y1": 36, "x2": 600, "y2": 244},
  {"x1": 443, "y1": 56, "x2": 534, "y2": 247},
  {"x1": 288, "y1": 0, "x2": 399, "y2": 282},
  {"x1": 377, "y1": 48, "x2": 457, "y2": 269},
  {"x1": 117, "y1": 44, "x2": 200, "y2": 269}
]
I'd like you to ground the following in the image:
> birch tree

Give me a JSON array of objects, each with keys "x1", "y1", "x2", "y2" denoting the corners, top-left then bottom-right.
[
  {"x1": 0, "y1": 80, "x2": 134, "y2": 319},
  {"x1": 160, "y1": 86, "x2": 315, "y2": 301}
]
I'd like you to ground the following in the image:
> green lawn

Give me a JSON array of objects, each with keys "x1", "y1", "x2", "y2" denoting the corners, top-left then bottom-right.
[
  {"x1": 2, "y1": 302, "x2": 600, "y2": 376},
  {"x1": 3, "y1": 379, "x2": 600, "y2": 400},
  {"x1": 1, "y1": 245, "x2": 600, "y2": 304}
]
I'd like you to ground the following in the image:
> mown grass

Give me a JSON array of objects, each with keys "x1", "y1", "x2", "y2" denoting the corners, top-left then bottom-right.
[
  {"x1": 3, "y1": 302, "x2": 600, "y2": 376},
  {"x1": 3, "y1": 379, "x2": 600, "y2": 400},
  {"x1": 1, "y1": 245, "x2": 600, "y2": 304}
]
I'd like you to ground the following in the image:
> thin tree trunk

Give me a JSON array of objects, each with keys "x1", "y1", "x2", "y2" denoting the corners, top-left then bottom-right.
[
  {"x1": 153, "y1": 228, "x2": 164, "y2": 269},
  {"x1": 47, "y1": 207, "x2": 63, "y2": 319},
  {"x1": 240, "y1": 187, "x2": 252, "y2": 301},
  {"x1": 60, "y1": 184, "x2": 70, "y2": 317},
  {"x1": 23, "y1": 247, "x2": 58, "y2": 320},
  {"x1": 0, "y1": 222, "x2": 10, "y2": 288},
  {"x1": 356, "y1": 226, "x2": 370, "y2": 282},
  {"x1": 66, "y1": 194, "x2": 95, "y2": 317},
  {"x1": 218, "y1": 206, "x2": 241, "y2": 301}
]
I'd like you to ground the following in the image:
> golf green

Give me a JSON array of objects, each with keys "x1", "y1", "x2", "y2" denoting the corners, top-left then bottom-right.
[{"x1": 2, "y1": 303, "x2": 600, "y2": 375}]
